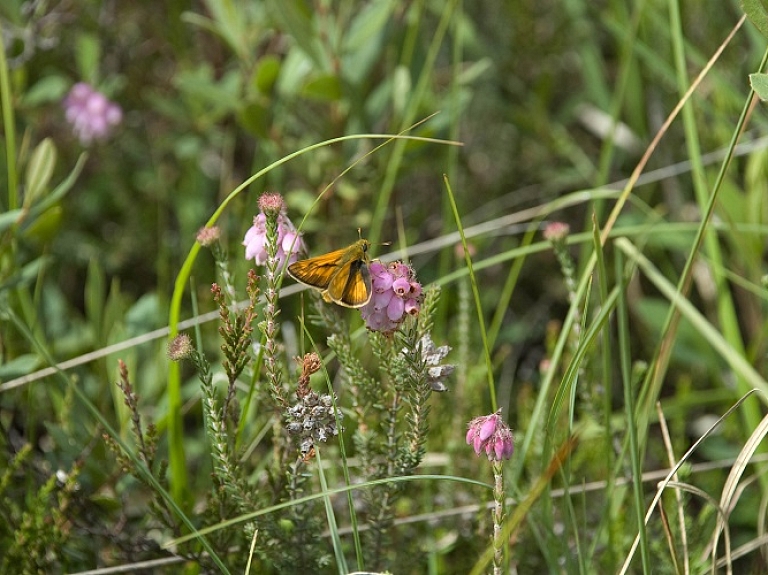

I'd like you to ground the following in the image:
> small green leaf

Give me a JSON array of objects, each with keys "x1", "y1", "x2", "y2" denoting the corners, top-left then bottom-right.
[
  {"x1": 24, "y1": 138, "x2": 57, "y2": 208},
  {"x1": 21, "y1": 204, "x2": 63, "y2": 243},
  {"x1": 195, "y1": 0, "x2": 246, "y2": 59},
  {"x1": 301, "y1": 74, "x2": 342, "y2": 102},
  {"x1": 0, "y1": 354, "x2": 41, "y2": 380},
  {"x1": 85, "y1": 259, "x2": 106, "y2": 341},
  {"x1": 0, "y1": 0, "x2": 23, "y2": 23},
  {"x1": 343, "y1": 0, "x2": 395, "y2": 52},
  {"x1": 743, "y1": 0, "x2": 768, "y2": 39},
  {"x1": 341, "y1": 0, "x2": 394, "y2": 86},
  {"x1": 392, "y1": 65, "x2": 411, "y2": 117},
  {"x1": 0, "y1": 209, "x2": 23, "y2": 232},
  {"x1": 23, "y1": 153, "x2": 86, "y2": 225},
  {"x1": 238, "y1": 102, "x2": 270, "y2": 137},
  {"x1": 253, "y1": 55, "x2": 281, "y2": 94},
  {"x1": 75, "y1": 33, "x2": 101, "y2": 83},
  {"x1": 266, "y1": 0, "x2": 327, "y2": 70},
  {"x1": 276, "y1": 48, "x2": 313, "y2": 96},
  {"x1": 174, "y1": 65, "x2": 242, "y2": 121},
  {"x1": 21, "y1": 75, "x2": 69, "y2": 107},
  {"x1": 458, "y1": 58, "x2": 493, "y2": 85},
  {"x1": 750, "y1": 72, "x2": 768, "y2": 100},
  {"x1": 0, "y1": 256, "x2": 49, "y2": 293}
]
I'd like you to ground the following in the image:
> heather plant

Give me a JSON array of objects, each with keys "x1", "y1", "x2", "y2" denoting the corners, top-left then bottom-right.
[{"x1": 4, "y1": 1, "x2": 768, "y2": 573}]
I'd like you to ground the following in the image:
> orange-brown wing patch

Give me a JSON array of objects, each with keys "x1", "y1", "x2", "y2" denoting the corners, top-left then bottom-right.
[
  {"x1": 326, "y1": 260, "x2": 371, "y2": 307},
  {"x1": 341, "y1": 261, "x2": 371, "y2": 307},
  {"x1": 287, "y1": 247, "x2": 348, "y2": 290}
]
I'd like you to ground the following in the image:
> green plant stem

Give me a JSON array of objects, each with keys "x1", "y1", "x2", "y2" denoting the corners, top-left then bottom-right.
[
  {"x1": 0, "y1": 24, "x2": 17, "y2": 211},
  {"x1": 615, "y1": 247, "x2": 650, "y2": 573},
  {"x1": 492, "y1": 460, "x2": 505, "y2": 575},
  {"x1": 443, "y1": 175, "x2": 496, "y2": 410},
  {"x1": 315, "y1": 449, "x2": 348, "y2": 574}
]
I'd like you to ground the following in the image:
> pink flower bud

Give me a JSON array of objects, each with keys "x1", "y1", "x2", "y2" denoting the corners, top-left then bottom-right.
[
  {"x1": 466, "y1": 410, "x2": 514, "y2": 462},
  {"x1": 479, "y1": 414, "x2": 498, "y2": 441}
]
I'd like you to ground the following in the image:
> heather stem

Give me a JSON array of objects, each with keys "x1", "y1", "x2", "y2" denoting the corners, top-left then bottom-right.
[
  {"x1": 262, "y1": 208, "x2": 285, "y2": 407},
  {"x1": 492, "y1": 460, "x2": 505, "y2": 575}
]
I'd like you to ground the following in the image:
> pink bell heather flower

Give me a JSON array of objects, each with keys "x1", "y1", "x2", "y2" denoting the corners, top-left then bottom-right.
[
  {"x1": 63, "y1": 82, "x2": 122, "y2": 145},
  {"x1": 466, "y1": 410, "x2": 514, "y2": 461},
  {"x1": 243, "y1": 210, "x2": 304, "y2": 267},
  {"x1": 360, "y1": 261, "x2": 422, "y2": 334}
]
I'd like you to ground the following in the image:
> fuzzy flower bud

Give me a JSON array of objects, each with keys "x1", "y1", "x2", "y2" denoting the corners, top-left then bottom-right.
[
  {"x1": 258, "y1": 192, "x2": 285, "y2": 216},
  {"x1": 62, "y1": 82, "x2": 122, "y2": 145},
  {"x1": 543, "y1": 221, "x2": 570, "y2": 244},
  {"x1": 196, "y1": 226, "x2": 221, "y2": 247},
  {"x1": 167, "y1": 334, "x2": 194, "y2": 361},
  {"x1": 466, "y1": 410, "x2": 514, "y2": 461},
  {"x1": 360, "y1": 261, "x2": 422, "y2": 334}
]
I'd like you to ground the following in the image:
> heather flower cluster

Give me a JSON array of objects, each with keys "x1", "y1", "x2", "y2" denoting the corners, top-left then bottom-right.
[
  {"x1": 286, "y1": 353, "x2": 341, "y2": 457},
  {"x1": 63, "y1": 82, "x2": 122, "y2": 144},
  {"x1": 243, "y1": 208, "x2": 303, "y2": 267},
  {"x1": 466, "y1": 410, "x2": 514, "y2": 461},
  {"x1": 361, "y1": 261, "x2": 422, "y2": 333},
  {"x1": 286, "y1": 391, "x2": 342, "y2": 456}
]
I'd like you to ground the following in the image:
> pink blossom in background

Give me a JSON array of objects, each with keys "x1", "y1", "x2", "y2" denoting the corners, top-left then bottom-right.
[
  {"x1": 543, "y1": 221, "x2": 570, "y2": 243},
  {"x1": 63, "y1": 82, "x2": 122, "y2": 145}
]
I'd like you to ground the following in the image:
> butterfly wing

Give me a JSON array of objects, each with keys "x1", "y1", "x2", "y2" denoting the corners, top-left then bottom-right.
[
  {"x1": 326, "y1": 259, "x2": 372, "y2": 308},
  {"x1": 287, "y1": 247, "x2": 350, "y2": 290}
]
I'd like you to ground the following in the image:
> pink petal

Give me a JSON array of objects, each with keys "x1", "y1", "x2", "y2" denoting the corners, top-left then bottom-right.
[
  {"x1": 479, "y1": 415, "x2": 498, "y2": 441},
  {"x1": 373, "y1": 289, "x2": 394, "y2": 310},
  {"x1": 404, "y1": 299, "x2": 419, "y2": 315},
  {"x1": 86, "y1": 93, "x2": 108, "y2": 114},
  {"x1": 392, "y1": 278, "x2": 410, "y2": 297},
  {"x1": 386, "y1": 297, "x2": 404, "y2": 320}
]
